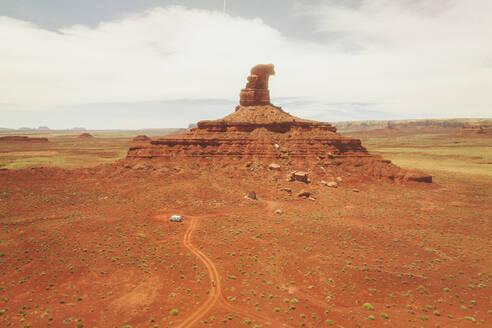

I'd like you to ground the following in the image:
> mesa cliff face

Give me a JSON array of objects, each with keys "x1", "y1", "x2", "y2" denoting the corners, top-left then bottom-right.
[
  {"x1": 127, "y1": 105, "x2": 365, "y2": 159},
  {"x1": 126, "y1": 65, "x2": 431, "y2": 183}
]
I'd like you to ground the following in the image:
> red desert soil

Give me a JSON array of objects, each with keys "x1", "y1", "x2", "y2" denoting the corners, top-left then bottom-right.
[
  {"x1": 0, "y1": 65, "x2": 489, "y2": 327},
  {"x1": 0, "y1": 136, "x2": 49, "y2": 143},
  {"x1": 0, "y1": 165, "x2": 490, "y2": 327}
]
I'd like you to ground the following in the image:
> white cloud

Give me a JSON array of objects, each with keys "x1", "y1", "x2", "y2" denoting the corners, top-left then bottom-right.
[
  {"x1": 0, "y1": 7, "x2": 285, "y2": 110},
  {"x1": 0, "y1": 2, "x2": 491, "y2": 124}
]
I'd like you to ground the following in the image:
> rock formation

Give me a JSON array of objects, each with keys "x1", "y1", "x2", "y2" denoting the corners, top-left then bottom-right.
[
  {"x1": 133, "y1": 135, "x2": 151, "y2": 142},
  {"x1": 125, "y1": 64, "x2": 431, "y2": 183},
  {"x1": 240, "y1": 64, "x2": 275, "y2": 106},
  {"x1": 78, "y1": 133, "x2": 94, "y2": 139}
]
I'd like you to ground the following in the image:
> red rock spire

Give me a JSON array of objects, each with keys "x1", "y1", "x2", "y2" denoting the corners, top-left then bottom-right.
[{"x1": 240, "y1": 64, "x2": 275, "y2": 106}]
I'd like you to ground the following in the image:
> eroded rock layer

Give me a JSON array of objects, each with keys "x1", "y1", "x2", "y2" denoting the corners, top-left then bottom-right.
[
  {"x1": 126, "y1": 105, "x2": 431, "y2": 183},
  {"x1": 127, "y1": 105, "x2": 360, "y2": 158}
]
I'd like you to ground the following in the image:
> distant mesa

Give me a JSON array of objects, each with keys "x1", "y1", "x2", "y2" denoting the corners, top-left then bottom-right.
[
  {"x1": 133, "y1": 135, "x2": 151, "y2": 142},
  {"x1": 125, "y1": 64, "x2": 431, "y2": 183},
  {"x1": 336, "y1": 119, "x2": 468, "y2": 133},
  {"x1": 455, "y1": 123, "x2": 492, "y2": 137},
  {"x1": 78, "y1": 133, "x2": 94, "y2": 139},
  {"x1": 0, "y1": 136, "x2": 49, "y2": 143},
  {"x1": 37, "y1": 126, "x2": 51, "y2": 131}
]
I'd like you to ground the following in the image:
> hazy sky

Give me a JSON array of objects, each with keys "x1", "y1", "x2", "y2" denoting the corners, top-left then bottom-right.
[{"x1": 1, "y1": 0, "x2": 491, "y2": 129}]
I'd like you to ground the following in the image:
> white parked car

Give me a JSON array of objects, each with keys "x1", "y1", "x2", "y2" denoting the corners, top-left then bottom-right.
[{"x1": 170, "y1": 215, "x2": 183, "y2": 222}]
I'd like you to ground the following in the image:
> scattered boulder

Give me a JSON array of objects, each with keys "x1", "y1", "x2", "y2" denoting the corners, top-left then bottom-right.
[
  {"x1": 289, "y1": 171, "x2": 310, "y2": 183},
  {"x1": 133, "y1": 135, "x2": 150, "y2": 142},
  {"x1": 78, "y1": 133, "x2": 94, "y2": 139},
  {"x1": 275, "y1": 209, "x2": 283, "y2": 215},
  {"x1": 297, "y1": 189, "x2": 311, "y2": 198},
  {"x1": 280, "y1": 187, "x2": 292, "y2": 194},
  {"x1": 269, "y1": 163, "x2": 281, "y2": 171},
  {"x1": 353, "y1": 188, "x2": 360, "y2": 193},
  {"x1": 321, "y1": 180, "x2": 338, "y2": 188},
  {"x1": 308, "y1": 197, "x2": 316, "y2": 201},
  {"x1": 246, "y1": 191, "x2": 257, "y2": 200},
  {"x1": 336, "y1": 177, "x2": 343, "y2": 182}
]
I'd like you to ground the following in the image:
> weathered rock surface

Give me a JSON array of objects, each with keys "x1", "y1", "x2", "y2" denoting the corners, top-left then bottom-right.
[
  {"x1": 240, "y1": 64, "x2": 275, "y2": 106},
  {"x1": 0, "y1": 136, "x2": 49, "y2": 143},
  {"x1": 125, "y1": 64, "x2": 432, "y2": 184}
]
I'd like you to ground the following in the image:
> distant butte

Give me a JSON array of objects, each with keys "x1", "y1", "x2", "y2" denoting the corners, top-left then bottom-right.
[
  {"x1": 455, "y1": 122, "x2": 492, "y2": 137},
  {"x1": 125, "y1": 65, "x2": 431, "y2": 183}
]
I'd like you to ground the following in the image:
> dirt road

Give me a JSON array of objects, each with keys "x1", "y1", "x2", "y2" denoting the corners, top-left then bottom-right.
[
  {"x1": 177, "y1": 211, "x2": 293, "y2": 328},
  {"x1": 177, "y1": 218, "x2": 222, "y2": 328}
]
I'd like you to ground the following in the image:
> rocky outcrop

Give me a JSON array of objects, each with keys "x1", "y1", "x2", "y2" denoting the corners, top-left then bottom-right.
[
  {"x1": 125, "y1": 64, "x2": 432, "y2": 183},
  {"x1": 289, "y1": 171, "x2": 310, "y2": 183},
  {"x1": 133, "y1": 135, "x2": 151, "y2": 142},
  {"x1": 78, "y1": 133, "x2": 94, "y2": 139},
  {"x1": 0, "y1": 136, "x2": 49, "y2": 143},
  {"x1": 240, "y1": 64, "x2": 275, "y2": 106}
]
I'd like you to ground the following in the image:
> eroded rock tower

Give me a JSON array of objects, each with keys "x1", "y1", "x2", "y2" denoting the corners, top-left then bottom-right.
[{"x1": 125, "y1": 65, "x2": 431, "y2": 183}]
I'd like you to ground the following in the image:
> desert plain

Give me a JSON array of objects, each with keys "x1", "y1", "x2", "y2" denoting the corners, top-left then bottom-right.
[{"x1": 0, "y1": 116, "x2": 490, "y2": 328}]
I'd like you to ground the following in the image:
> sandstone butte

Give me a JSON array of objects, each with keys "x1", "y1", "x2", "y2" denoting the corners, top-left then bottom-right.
[{"x1": 125, "y1": 64, "x2": 432, "y2": 183}]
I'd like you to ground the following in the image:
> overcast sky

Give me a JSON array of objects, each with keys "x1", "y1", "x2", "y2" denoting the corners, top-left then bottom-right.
[{"x1": 1, "y1": 0, "x2": 491, "y2": 129}]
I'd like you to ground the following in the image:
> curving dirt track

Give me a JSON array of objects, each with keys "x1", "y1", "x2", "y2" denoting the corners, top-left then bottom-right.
[
  {"x1": 177, "y1": 214, "x2": 294, "y2": 328},
  {"x1": 177, "y1": 217, "x2": 222, "y2": 328}
]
